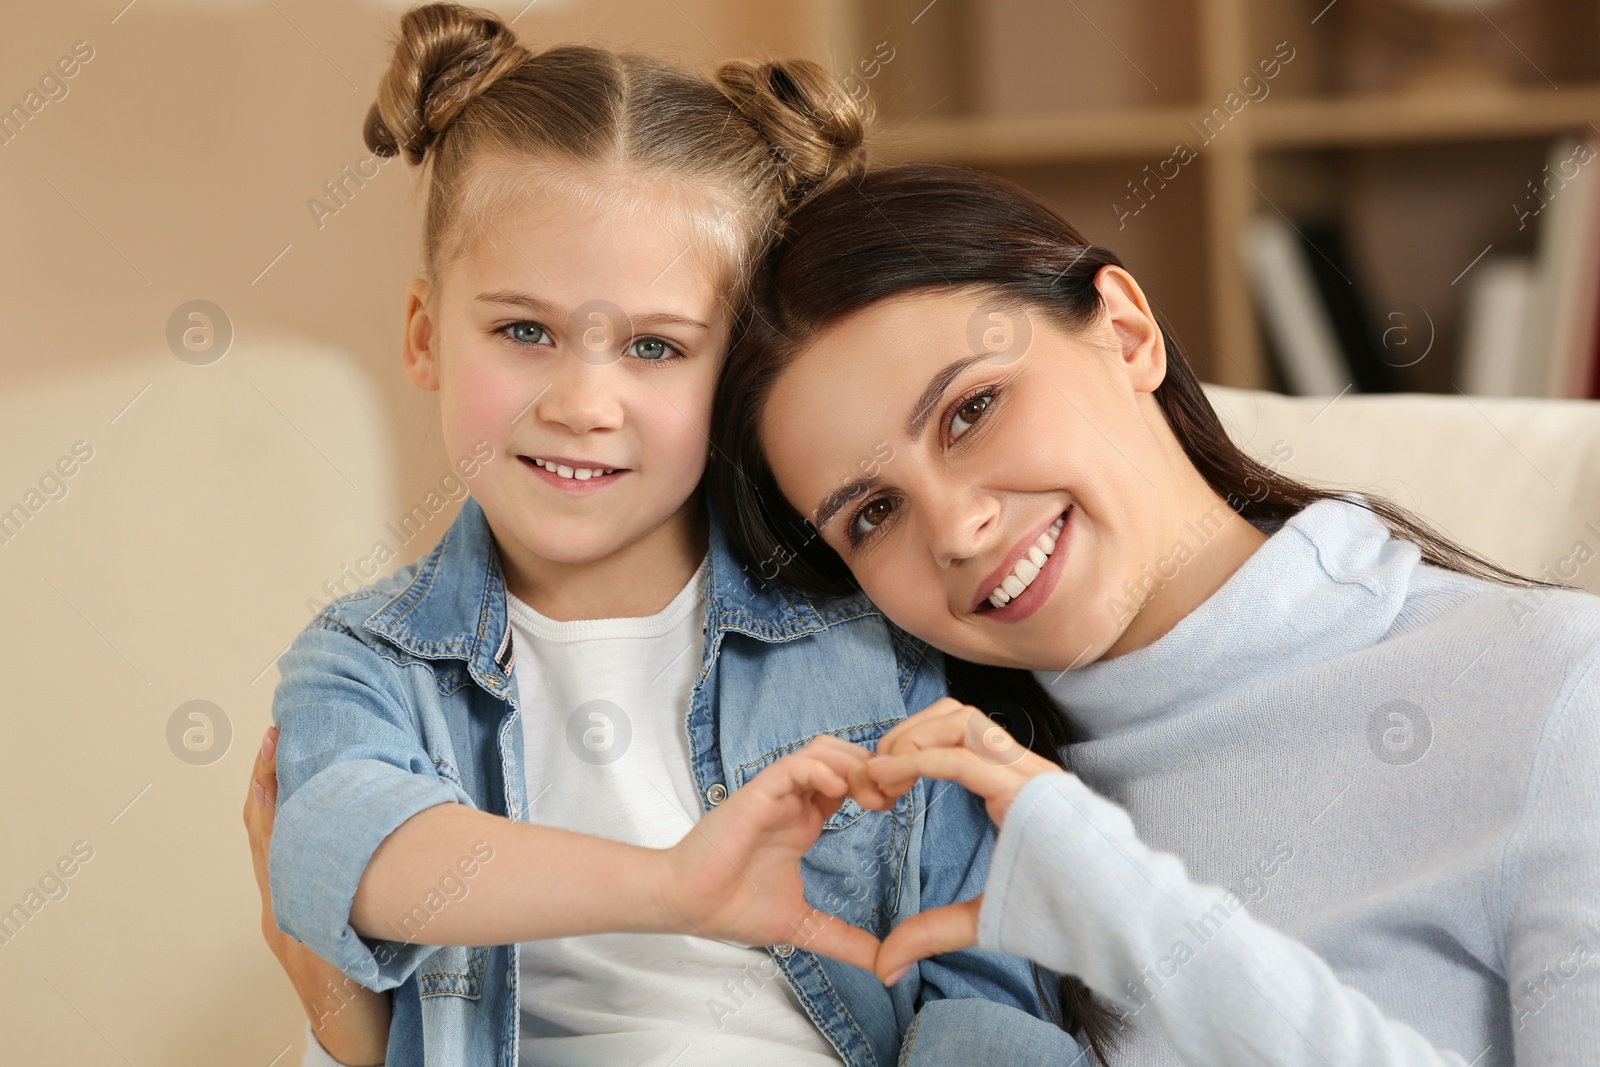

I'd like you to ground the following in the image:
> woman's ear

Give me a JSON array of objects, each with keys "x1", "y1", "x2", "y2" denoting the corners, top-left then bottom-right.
[
  {"x1": 403, "y1": 277, "x2": 440, "y2": 391},
  {"x1": 1093, "y1": 264, "x2": 1167, "y2": 394}
]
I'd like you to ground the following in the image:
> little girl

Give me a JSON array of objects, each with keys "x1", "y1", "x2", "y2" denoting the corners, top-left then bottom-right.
[
  {"x1": 245, "y1": 6, "x2": 1112, "y2": 1067},
  {"x1": 713, "y1": 163, "x2": 1600, "y2": 1065}
]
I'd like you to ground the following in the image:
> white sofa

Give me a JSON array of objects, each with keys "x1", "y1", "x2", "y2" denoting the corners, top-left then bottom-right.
[
  {"x1": 1, "y1": 341, "x2": 1596, "y2": 1065},
  {"x1": 1201, "y1": 383, "x2": 1600, "y2": 595}
]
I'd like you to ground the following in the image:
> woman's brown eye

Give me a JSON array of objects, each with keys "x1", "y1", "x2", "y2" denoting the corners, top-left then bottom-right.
[
  {"x1": 950, "y1": 393, "x2": 992, "y2": 438},
  {"x1": 852, "y1": 497, "x2": 898, "y2": 539}
]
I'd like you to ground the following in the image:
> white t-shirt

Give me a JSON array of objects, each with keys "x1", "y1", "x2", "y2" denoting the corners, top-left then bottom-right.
[
  {"x1": 302, "y1": 557, "x2": 841, "y2": 1067},
  {"x1": 508, "y1": 555, "x2": 841, "y2": 1067}
]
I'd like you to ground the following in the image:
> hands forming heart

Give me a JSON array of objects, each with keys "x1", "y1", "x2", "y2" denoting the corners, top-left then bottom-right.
[{"x1": 656, "y1": 698, "x2": 1064, "y2": 985}]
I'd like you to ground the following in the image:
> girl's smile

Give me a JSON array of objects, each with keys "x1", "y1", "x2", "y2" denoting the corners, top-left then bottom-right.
[{"x1": 520, "y1": 455, "x2": 626, "y2": 490}]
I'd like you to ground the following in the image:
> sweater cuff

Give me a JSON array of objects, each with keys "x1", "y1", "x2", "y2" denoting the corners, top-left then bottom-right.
[{"x1": 975, "y1": 771, "x2": 1075, "y2": 954}]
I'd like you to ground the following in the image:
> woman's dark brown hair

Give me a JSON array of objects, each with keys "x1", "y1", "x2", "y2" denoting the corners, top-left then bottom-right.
[{"x1": 709, "y1": 162, "x2": 1578, "y2": 1062}]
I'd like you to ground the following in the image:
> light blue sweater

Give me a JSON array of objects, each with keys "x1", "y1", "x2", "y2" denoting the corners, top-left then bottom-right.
[{"x1": 977, "y1": 493, "x2": 1600, "y2": 1066}]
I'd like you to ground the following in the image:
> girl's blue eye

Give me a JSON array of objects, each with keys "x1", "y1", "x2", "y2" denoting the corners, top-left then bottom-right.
[
  {"x1": 626, "y1": 337, "x2": 676, "y2": 362},
  {"x1": 506, "y1": 322, "x2": 551, "y2": 346},
  {"x1": 949, "y1": 391, "x2": 993, "y2": 439}
]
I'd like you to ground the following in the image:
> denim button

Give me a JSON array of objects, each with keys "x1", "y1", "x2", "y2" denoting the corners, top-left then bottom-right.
[
  {"x1": 705, "y1": 782, "x2": 728, "y2": 806},
  {"x1": 773, "y1": 942, "x2": 795, "y2": 958}
]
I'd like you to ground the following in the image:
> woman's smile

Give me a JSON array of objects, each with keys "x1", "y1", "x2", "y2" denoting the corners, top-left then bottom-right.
[{"x1": 973, "y1": 506, "x2": 1070, "y2": 621}]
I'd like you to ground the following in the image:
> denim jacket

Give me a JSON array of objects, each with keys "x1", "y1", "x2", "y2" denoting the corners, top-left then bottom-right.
[{"x1": 268, "y1": 494, "x2": 1084, "y2": 1066}]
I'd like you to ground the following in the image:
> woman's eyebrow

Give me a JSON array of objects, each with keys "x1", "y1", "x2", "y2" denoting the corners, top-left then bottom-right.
[
  {"x1": 907, "y1": 355, "x2": 986, "y2": 438},
  {"x1": 812, "y1": 478, "x2": 875, "y2": 532}
]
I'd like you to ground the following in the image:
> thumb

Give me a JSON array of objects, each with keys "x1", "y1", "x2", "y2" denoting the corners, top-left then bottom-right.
[
  {"x1": 875, "y1": 897, "x2": 982, "y2": 984},
  {"x1": 790, "y1": 908, "x2": 883, "y2": 974}
]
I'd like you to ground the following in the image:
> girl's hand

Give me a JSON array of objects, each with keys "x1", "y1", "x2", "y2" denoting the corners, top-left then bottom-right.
[
  {"x1": 859, "y1": 699, "x2": 1061, "y2": 984},
  {"x1": 657, "y1": 734, "x2": 883, "y2": 973},
  {"x1": 244, "y1": 727, "x2": 392, "y2": 1066}
]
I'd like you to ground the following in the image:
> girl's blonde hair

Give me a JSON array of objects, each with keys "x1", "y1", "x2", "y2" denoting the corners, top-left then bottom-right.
[{"x1": 364, "y1": 2, "x2": 868, "y2": 294}]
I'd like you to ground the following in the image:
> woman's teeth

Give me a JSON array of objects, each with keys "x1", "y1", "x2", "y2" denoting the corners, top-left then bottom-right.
[
  {"x1": 533, "y1": 458, "x2": 615, "y2": 481},
  {"x1": 987, "y1": 514, "x2": 1067, "y2": 609}
]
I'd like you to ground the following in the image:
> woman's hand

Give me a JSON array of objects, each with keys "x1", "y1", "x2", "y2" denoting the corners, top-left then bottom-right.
[
  {"x1": 245, "y1": 726, "x2": 392, "y2": 1066},
  {"x1": 657, "y1": 734, "x2": 883, "y2": 972},
  {"x1": 859, "y1": 698, "x2": 1062, "y2": 984},
  {"x1": 864, "y1": 697, "x2": 1061, "y2": 824}
]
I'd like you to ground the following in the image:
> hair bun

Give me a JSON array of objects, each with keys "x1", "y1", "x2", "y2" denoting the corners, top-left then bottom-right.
[
  {"x1": 365, "y1": 2, "x2": 526, "y2": 165},
  {"x1": 715, "y1": 59, "x2": 868, "y2": 210}
]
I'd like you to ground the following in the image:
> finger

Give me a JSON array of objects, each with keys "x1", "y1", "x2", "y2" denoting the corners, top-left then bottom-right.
[
  {"x1": 799, "y1": 738, "x2": 894, "y2": 811},
  {"x1": 798, "y1": 767, "x2": 849, "y2": 824},
  {"x1": 261, "y1": 764, "x2": 279, "y2": 815},
  {"x1": 895, "y1": 706, "x2": 992, "y2": 755},
  {"x1": 860, "y1": 770, "x2": 917, "y2": 809},
  {"x1": 797, "y1": 743, "x2": 897, "y2": 806},
  {"x1": 245, "y1": 794, "x2": 271, "y2": 892},
  {"x1": 783, "y1": 755, "x2": 848, "y2": 799},
  {"x1": 747, "y1": 756, "x2": 849, "y2": 830},
  {"x1": 244, "y1": 729, "x2": 269, "y2": 824},
  {"x1": 790, "y1": 908, "x2": 882, "y2": 974},
  {"x1": 867, "y1": 746, "x2": 1021, "y2": 807},
  {"x1": 249, "y1": 726, "x2": 276, "y2": 781},
  {"x1": 874, "y1": 697, "x2": 971, "y2": 758},
  {"x1": 798, "y1": 736, "x2": 872, "y2": 785},
  {"x1": 843, "y1": 756, "x2": 895, "y2": 812},
  {"x1": 875, "y1": 898, "x2": 982, "y2": 983},
  {"x1": 872, "y1": 706, "x2": 1041, "y2": 778}
]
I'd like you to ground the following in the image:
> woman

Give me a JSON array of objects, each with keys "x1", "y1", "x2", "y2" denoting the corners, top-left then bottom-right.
[{"x1": 710, "y1": 163, "x2": 1600, "y2": 1065}]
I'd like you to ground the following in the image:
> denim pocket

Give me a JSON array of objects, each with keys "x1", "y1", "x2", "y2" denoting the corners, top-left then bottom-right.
[
  {"x1": 804, "y1": 791, "x2": 912, "y2": 936},
  {"x1": 417, "y1": 944, "x2": 488, "y2": 1000},
  {"x1": 823, "y1": 794, "x2": 870, "y2": 830},
  {"x1": 733, "y1": 719, "x2": 916, "y2": 936}
]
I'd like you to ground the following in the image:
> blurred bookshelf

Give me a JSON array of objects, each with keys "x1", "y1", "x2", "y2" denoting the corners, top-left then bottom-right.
[{"x1": 835, "y1": 0, "x2": 1600, "y2": 395}]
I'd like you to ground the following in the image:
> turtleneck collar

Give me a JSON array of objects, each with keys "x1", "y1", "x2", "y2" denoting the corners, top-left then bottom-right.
[{"x1": 1034, "y1": 492, "x2": 1422, "y2": 740}]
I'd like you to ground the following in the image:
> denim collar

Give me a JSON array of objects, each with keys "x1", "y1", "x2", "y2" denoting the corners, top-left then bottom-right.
[{"x1": 360, "y1": 493, "x2": 879, "y2": 700}]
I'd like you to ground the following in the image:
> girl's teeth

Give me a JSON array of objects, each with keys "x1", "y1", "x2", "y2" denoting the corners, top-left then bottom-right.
[
  {"x1": 533, "y1": 458, "x2": 614, "y2": 481},
  {"x1": 986, "y1": 512, "x2": 1068, "y2": 610}
]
